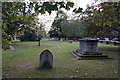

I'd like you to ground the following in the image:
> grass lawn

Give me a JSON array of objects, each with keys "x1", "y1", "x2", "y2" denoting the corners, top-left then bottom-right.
[{"x1": 2, "y1": 39, "x2": 119, "y2": 78}]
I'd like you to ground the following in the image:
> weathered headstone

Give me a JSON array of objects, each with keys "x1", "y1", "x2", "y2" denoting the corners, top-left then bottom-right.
[
  {"x1": 39, "y1": 49, "x2": 53, "y2": 69},
  {"x1": 60, "y1": 38, "x2": 63, "y2": 42},
  {"x1": 79, "y1": 38, "x2": 98, "y2": 54}
]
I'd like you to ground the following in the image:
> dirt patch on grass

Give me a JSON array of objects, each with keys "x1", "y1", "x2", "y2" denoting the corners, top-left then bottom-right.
[{"x1": 16, "y1": 63, "x2": 34, "y2": 71}]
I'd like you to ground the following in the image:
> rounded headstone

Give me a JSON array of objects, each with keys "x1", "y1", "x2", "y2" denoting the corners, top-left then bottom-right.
[{"x1": 39, "y1": 49, "x2": 53, "y2": 69}]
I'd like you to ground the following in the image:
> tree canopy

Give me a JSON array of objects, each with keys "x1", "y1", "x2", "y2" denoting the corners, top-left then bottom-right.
[
  {"x1": 2, "y1": 1, "x2": 74, "y2": 50},
  {"x1": 49, "y1": 1, "x2": 120, "y2": 40},
  {"x1": 2, "y1": 1, "x2": 120, "y2": 50}
]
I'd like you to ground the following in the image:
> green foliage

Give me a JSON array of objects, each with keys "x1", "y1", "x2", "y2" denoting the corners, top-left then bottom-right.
[
  {"x1": 95, "y1": 2, "x2": 120, "y2": 27},
  {"x1": 33, "y1": 2, "x2": 74, "y2": 15},
  {"x1": 78, "y1": 18, "x2": 99, "y2": 38},
  {"x1": 65, "y1": 2, "x2": 74, "y2": 10},
  {"x1": 2, "y1": 1, "x2": 74, "y2": 50},
  {"x1": 20, "y1": 30, "x2": 38, "y2": 41},
  {"x1": 2, "y1": 31, "x2": 13, "y2": 50},
  {"x1": 2, "y1": 2, "x2": 35, "y2": 49},
  {"x1": 92, "y1": 2, "x2": 120, "y2": 39},
  {"x1": 73, "y1": 7, "x2": 83, "y2": 13},
  {"x1": 60, "y1": 18, "x2": 98, "y2": 38},
  {"x1": 72, "y1": 2, "x2": 120, "y2": 39},
  {"x1": 49, "y1": 4, "x2": 101, "y2": 39},
  {"x1": 49, "y1": 10, "x2": 68, "y2": 39}
]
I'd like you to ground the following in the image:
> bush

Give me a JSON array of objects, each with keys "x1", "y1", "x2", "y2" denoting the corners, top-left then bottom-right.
[{"x1": 20, "y1": 31, "x2": 38, "y2": 41}]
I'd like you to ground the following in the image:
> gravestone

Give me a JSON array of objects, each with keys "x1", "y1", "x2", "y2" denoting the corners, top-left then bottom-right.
[
  {"x1": 39, "y1": 49, "x2": 53, "y2": 69},
  {"x1": 60, "y1": 38, "x2": 63, "y2": 42},
  {"x1": 79, "y1": 38, "x2": 98, "y2": 54},
  {"x1": 70, "y1": 38, "x2": 108, "y2": 59}
]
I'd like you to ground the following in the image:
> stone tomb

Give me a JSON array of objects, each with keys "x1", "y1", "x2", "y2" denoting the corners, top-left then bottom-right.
[
  {"x1": 79, "y1": 38, "x2": 98, "y2": 54},
  {"x1": 39, "y1": 49, "x2": 53, "y2": 69},
  {"x1": 70, "y1": 38, "x2": 108, "y2": 59}
]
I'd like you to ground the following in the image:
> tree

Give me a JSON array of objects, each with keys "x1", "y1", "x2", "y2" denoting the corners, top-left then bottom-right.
[
  {"x1": 36, "y1": 24, "x2": 47, "y2": 46},
  {"x1": 49, "y1": 10, "x2": 68, "y2": 40},
  {"x1": 49, "y1": 5, "x2": 98, "y2": 40},
  {"x1": 92, "y1": 2, "x2": 120, "y2": 39},
  {"x1": 71, "y1": 2, "x2": 120, "y2": 39},
  {"x1": 2, "y1": 1, "x2": 74, "y2": 50},
  {"x1": 2, "y1": 2, "x2": 35, "y2": 49},
  {"x1": 61, "y1": 20, "x2": 82, "y2": 39}
]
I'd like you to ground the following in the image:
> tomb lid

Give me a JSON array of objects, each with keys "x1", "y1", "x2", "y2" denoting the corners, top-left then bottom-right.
[{"x1": 79, "y1": 38, "x2": 99, "y2": 42}]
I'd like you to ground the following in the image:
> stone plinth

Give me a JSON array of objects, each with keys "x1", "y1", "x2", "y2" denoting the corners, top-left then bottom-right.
[
  {"x1": 70, "y1": 38, "x2": 108, "y2": 60},
  {"x1": 79, "y1": 38, "x2": 98, "y2": 54}
]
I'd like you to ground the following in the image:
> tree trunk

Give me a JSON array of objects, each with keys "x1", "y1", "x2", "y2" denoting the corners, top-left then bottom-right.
[
  {"x1": 73, "y1": 37, "x2": 75, "y2": 41},
  {"x1": 65, "y1": 37, "x2": 67, "y2": 40},
  {"x1": 38, "y1": 39, "x2": 40, "y2": 46},
  {"x1": 58, "y1": 36, "x2": 61, "y2": 40}
]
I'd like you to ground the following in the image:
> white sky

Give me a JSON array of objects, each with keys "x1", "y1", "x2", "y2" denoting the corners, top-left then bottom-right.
[{"x1": 37, "y1": 0, "x2": 99, "y2": 32}]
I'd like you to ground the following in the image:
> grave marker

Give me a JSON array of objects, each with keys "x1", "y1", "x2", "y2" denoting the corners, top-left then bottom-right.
[
  {"x1": 70, "y1": 38, "x2": 108, "y2": 59},
  {"x1": 39, "y1": 49, "x2": 53, "y2": 69}
]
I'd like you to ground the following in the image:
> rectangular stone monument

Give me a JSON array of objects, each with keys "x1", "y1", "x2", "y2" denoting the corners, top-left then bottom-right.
[
  {"x1": 70, "y1": 38, "x2": 108, "y2": 59},
  {"x1": 79, "y1": 39, "x2": 98, "y2": 54}
]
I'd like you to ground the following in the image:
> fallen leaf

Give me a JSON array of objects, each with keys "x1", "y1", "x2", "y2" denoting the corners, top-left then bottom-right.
[
  {"x1": 74, "y1": 76, "x2": 77, "y2": 78},
  {"x1": 28, "y1": 76, "x2": 32, "y2": 78},
  {"x1": 85, "y1": 73, "x2": 88, "y2": 75},
  {"x1": 114, "y1": 71, "x2": 117, "y2": 73},
  {"x1": 70, "y1": 76, "x2": 73, "y2": 78},
  {"x1": 76, "y1": 71, "x2": 78, "y2": 73}
]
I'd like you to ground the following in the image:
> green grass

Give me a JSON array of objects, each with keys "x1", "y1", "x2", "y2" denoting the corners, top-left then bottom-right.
[{"x1": 2, "y1": 40, "x2": 119, "y2": 78}]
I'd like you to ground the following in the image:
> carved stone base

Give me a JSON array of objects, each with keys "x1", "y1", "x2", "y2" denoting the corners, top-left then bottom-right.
[{"x1": 70, "y1": 49, "x2": 108, "y2": 60}]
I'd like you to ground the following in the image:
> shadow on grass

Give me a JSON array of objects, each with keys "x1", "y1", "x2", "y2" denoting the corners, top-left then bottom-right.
[
  {"x1": 34, "y1": 67, "x2": 56, "y2": 72},
  {"x1": 79, "y1": 58, "x2": 115, "y2": 60}
]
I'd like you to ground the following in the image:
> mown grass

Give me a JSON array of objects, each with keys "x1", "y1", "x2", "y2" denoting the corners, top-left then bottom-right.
[{"x1": 2, "y1": 39, "x2": 119, "y2": 78}]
